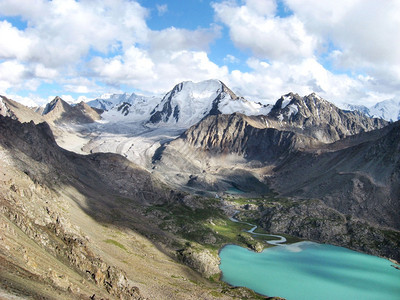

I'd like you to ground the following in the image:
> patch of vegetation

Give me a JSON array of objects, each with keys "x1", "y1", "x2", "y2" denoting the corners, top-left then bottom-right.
[
  {"x1": 104, "y1": 239, "x2": 127, "y2": 251},
  {"x1": 209, "y1": 290, "x2": 223, "y2": 298}
]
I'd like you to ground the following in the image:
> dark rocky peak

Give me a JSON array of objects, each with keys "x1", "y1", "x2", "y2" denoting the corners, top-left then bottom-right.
[
  {"x1": 42, "y1": 96, "x2": 100, "y2": 124},
  {"x1": 42, "y1": 96, "x2": 70, "y2": 115},
  {"x1": 260, "y1": 92, "x2": 389, "y2": 143},
  {"x1": 269, "y1": 93, "x2": 302, "y2": 120},
  {"x1": 117, "y1": 102, "x2": 132, "y2": 116},
  {"x1": 181, "y1": 113, "x2": 318, "y2": 163}
]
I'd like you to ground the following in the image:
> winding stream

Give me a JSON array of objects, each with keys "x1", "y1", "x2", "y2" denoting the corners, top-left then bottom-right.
[{"x1": 229, "y1": 211, "x2": 287, "y2": 245}]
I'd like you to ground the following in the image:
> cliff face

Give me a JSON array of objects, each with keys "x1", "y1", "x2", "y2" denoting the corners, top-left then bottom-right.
[
  {"x1": 182, "y1": 113, "x2": 317, "y2": 163},
  {"x1": 0, "y1": 117, "x2": 145, "y2": 299}
]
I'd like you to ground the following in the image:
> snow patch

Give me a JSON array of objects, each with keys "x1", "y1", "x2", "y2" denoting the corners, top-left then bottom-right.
[
  {"x1": 286, "y1": 104, "x2": 298, "y2": 117},
  {"x1": 281, "y1": 95, "x2": 292, "y2": 109}
]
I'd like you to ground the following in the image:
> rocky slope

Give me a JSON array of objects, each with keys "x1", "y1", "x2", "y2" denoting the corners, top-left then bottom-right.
[
  {"x1": 270, "y1": 121, "x2": 400, "y2": 230},
  {"x1": 149, "y1": 95, "x2": 400, "y2": 261},
  {"x1": 0, "y1": 95, "x2": 45, "y2": 124}
]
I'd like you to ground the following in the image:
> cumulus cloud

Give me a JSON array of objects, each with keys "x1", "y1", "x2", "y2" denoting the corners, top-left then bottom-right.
[
  {"x1": 149, "y1": 26, "x2": 220, "y2": 53},
  {"x1": 212, "y1": 0, "x2": 400, "y2": 105},
  {"x1": 224, "y1": 54, "x2": 240, "y2": 64},
  {"x1": 0, "y1": 0, "x2": 226, "y2": 102},
  {"x1": 212, "y1": 0, "x2": 319, "y2": 62},
  {"x1": 227, "y1": 57, "x2": 394, "y2": 107},
  {"x1": 0, "y1": 0, "x2": 149, "y2": 68}
]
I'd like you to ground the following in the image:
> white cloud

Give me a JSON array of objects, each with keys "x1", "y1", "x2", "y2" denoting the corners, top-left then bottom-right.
[
  {"x1": 224, "y1": 54, "x2": 240, "y2": 64},
  {"x1": 212, "y1": 0, "x2": 319, "y2": 62},
  {"x1": 245, "y1": 0, "x2": 277, "y2": 17},
  {"x1": 0, "y1": 21, "x2": 32, "y2": 60},
  {"x1": 226, "y1": 57, "x2": 370, "y2": 107},
  {"x1": 89, "y1": 46, "x2": 156, "y2": 86},
  {"x1": 283, "y1": 0, "x2": 400, "y2": 95},
  {"x1": 156, "y1": 4, "x2": 168, "y2": 16},
  {"x1": 212, "y1": 0, "x2": 400, "y2": 106},
  {"x1": 149, "y1": 26, "x2": 220, "y2": 53},
  {"x1": 0, "y1": 0, "x2": 149, "y2": 68}
]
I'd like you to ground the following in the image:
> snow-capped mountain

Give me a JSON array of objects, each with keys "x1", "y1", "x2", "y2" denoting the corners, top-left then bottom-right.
[
  {"x1": 148, "y1": 79, "x2": 271, "y2": 128},
  {"x1": 345, "y1": 98, "x2": 400, "y2": 122},
  {"x1": 369, "y1": 99, "x2": 400, "y2": 122},
  {"x1": 100, "y1": 95, "x2": 161, "y2": 122},
  {"x1": 87, "y1": 93, "x2": 133, "y2": 111}
]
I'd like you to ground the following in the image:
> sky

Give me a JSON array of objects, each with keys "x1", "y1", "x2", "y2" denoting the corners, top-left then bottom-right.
[{"x1": 0, "y1": 0, "x2": 400, "y2": 108}]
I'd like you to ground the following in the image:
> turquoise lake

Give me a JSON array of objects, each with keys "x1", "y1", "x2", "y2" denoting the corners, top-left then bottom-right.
[{"x1": 219, "y1": 242, "x2": 400, "y2": 300}]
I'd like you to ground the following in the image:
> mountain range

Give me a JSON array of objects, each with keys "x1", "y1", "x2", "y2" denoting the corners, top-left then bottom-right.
[
  {"x1": 1, "y1": 79, "x2": 399, "y2": 299},
  {"x1": 345, "y1": 98, "x2": 400, "y2": 122}
]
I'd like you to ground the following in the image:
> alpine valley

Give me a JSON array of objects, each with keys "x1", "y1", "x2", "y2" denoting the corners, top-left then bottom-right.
[{"x1": 1, "y1": 79, "x2": 399, "y2": 299}]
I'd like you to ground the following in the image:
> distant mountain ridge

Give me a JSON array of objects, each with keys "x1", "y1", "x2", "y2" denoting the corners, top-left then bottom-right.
[
  {"x1": 83, "y1": 79, "x2": 392, "y2": 130},
  {"x1": 345, "y1": 98, "x2": 400, "y2": 122}
]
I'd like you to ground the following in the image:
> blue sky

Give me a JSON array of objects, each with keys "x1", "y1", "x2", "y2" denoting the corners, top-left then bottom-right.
[{"x1": 0, "y1": 0, "x2": 399, "y2": 107}]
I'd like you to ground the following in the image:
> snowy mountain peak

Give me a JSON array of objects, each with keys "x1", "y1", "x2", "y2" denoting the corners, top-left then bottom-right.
[
  {"x1": 148, "y1": 79, "x2": 270, "y2": 128},
  {"x1": 369, "y1": 98, "x2": 400, "y2": 122}
]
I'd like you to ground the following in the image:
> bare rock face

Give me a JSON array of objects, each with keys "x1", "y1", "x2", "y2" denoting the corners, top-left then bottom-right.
[
  {"x1": 163, "y1": 94, "x2": 387, "y2": 166},
  {"x1": 177, "y1": 245, "x2": 220, "y2": 278},
  {"x1": 267, "y1": 93, "x2": 387, "y2": 143},
  {"x1": 181, "y1": 113, "x2": 318, "y2": 163}
]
